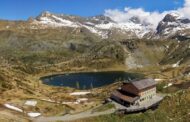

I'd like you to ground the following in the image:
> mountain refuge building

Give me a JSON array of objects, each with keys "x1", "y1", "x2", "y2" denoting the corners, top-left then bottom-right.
[{"x1": 111, "y1": 79, "x2": 157, "y2": 107}]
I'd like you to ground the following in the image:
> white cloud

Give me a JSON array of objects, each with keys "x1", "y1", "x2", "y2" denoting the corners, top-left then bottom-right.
[
  {"x1": 104, "y1": 0, "x2": 190, "y2": 29},
  {"x1": 177, "y1": 0, "x2": 190, "y2": 18}
]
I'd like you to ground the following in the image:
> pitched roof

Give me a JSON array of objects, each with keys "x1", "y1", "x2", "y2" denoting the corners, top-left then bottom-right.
[
  {"x1": 131, "y1": 79, "x2": 156, "y2": 91},
  {"x1": 111, "y1": 90, "x2": 139, "y2": 103}
]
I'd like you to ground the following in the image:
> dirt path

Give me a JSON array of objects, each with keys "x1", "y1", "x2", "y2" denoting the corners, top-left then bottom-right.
[{"x1": 34, "y1": 107, "x2": 115, "y2": 122}]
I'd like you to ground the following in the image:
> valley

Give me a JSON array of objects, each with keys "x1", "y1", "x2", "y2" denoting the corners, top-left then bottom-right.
[{"x1": 0, "y1": 11, "x2": 190, "y2": 122}]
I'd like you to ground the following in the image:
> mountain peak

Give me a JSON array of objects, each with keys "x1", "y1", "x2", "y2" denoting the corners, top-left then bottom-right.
[
  {"x1": 156, "y1": 13, "x2": 190, "y2": 38},
  {"x1": 163, "y1": 13, "x2": 181, "y2": 22},
  {"x1": 129, "y1": 16, "x2": 141, "y2": 24},
  {"x1": 40, "y1": 11, "x2": 52, "y2": 17}
]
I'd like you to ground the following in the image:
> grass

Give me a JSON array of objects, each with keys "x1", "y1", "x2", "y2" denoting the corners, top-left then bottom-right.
[
  {"x1": 92, "y1": 103, "x2": 115, "y2": 113},
  {"x1": 0, "y1": 22, "x2": 189, "y2": 121},
  {"x1": 33, "y1": 100, "x2": 70, "y2": 116},
  {"x1": 73, "y1": 89, "x2": 190, "y2": 122}
]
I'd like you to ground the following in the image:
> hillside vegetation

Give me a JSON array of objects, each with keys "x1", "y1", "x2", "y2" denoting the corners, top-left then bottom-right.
[{"x1": 0, "y1": 19, "x2": 189, "y2": 122}]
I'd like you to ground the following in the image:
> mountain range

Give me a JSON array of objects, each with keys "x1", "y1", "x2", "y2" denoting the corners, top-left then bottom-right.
[
  {"x1": 23, "y1": 11, "x2": 190, "y2": 40},
  {"x1": 0, "y1": 11, "x2": 190, "y2": 40},
  {"x1": 0, "y1": 11, "x2": 189, "y2": 69},
  {"x1": 0, "y1": 11, "x2": 190, "y2": 122}
]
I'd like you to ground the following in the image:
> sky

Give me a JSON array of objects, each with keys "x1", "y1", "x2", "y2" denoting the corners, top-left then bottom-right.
[
  {"x1": 0, "y1": 0, "x2": 185, "y2": 20},
  {"x1": 1, "y1": 0, "x2": 190, "y2": 29}
]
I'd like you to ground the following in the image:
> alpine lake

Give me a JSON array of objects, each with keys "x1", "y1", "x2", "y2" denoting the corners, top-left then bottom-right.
[{"x1": 41, "y1": 71, "x2": 143, "y2": 90}]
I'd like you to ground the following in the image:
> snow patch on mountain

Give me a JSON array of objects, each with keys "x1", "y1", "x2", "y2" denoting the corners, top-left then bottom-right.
[
  {"x1": 37, "y1": 15, "x2": 79, "y2": 28},
  {"x1": 82, "y1": 25, "x2": 108, "y2": 38},
  {"x1": 156, "y1": 13, "x2": 190, "y2": 38},
  {"x1": 30, "y1": 11, "x2": 190, "y2": 39},
  {"x1": 31, "y1": 12, "x2": 153, "y2": 39}
]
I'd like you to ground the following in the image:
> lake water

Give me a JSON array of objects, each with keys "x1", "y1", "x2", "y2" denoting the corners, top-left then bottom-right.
[{"x1": 41, "y1": 71, "x2": 142, "y2": 90}]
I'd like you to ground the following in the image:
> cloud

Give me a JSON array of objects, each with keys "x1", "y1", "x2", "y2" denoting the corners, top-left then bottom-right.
[
  {"x1": 177, "y1": 0, "x2": 190, "y2": 18},
  {"x1": 104, "y1": 0, "x2": 190, "y2": 29}
]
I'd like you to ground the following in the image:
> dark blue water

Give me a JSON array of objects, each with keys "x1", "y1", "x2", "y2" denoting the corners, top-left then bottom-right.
[{"x1": 41, "y1": 71, "x2": 141, "y2": 90}]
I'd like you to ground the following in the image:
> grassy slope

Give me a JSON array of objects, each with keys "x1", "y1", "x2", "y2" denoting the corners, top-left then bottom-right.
[
  {"x1": 74, "y1": 89, "x2": 190, "y2": 122},
  {"x1": 0, "y1": 20, "x2": 189, "y2": 121}
]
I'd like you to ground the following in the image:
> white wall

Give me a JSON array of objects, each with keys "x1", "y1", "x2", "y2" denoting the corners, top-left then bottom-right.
[{"x1": 136, "y1": 87, "x2": 156, "y2": 105}]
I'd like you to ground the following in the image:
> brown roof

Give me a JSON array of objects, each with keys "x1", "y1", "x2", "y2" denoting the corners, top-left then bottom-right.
[
  {"x1": 121, "y1": 83, "x2": 139, "y2": 95},
  {"x1": 121, "y1": 79, "x2": 156, "y2": 95},
  {"x1": 131, "y1": 79, "x2": 156, "y2": 91},
  {"x1": 111, "y1": 90, "x2": 139, "y2": 103}
]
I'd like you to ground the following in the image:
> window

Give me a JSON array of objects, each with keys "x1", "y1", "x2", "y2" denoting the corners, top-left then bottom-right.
[{"x1": 140, "y1": 98, "x2": 145, "y2": 102}]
